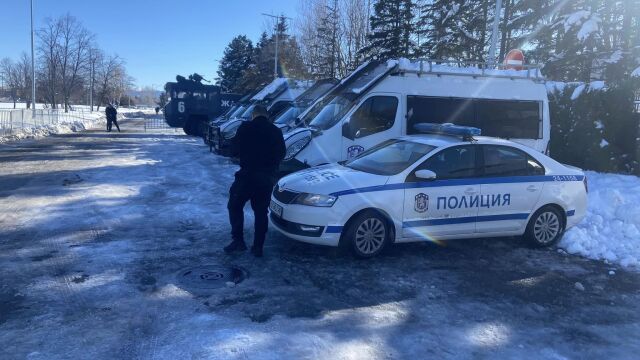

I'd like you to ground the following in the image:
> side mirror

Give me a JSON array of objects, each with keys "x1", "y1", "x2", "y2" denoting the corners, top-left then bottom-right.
[
  {"x1": 342, "y1": 122, "x2": 354, "y2": 140},
  {"x1": 415, "y1": 169, "x2": 436, "y2": 180}
]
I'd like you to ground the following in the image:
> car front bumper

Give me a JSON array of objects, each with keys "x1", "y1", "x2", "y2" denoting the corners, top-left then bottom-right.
[{"x1": 269, "y1": 197, "x2": 342, "y2": 247}]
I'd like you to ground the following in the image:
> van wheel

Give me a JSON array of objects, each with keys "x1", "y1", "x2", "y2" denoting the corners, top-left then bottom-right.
[
  {"x1": 524, "y1": 206, "x2": 564, "y2": 248},
  {"x1": 343, "y1": 211, "x2": 390, "y2": 258}
]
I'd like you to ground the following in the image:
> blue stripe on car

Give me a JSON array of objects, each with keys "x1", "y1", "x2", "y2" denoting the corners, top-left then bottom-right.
[
  {"x1": 325, "y1": 226, "x2": 343, "y2": 233},
  {"x1": 330, "y1": 175, "x2": 585, "y2": 197},
  {"x1": 325, "y1": 213, "x2": 531, "y2": 234},
  {"x1": 403, "y1": 213, "x2": 530, "y2": 228}
]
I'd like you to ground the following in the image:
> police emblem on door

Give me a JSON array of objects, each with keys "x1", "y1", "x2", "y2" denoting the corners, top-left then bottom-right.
[
  {"x1": 347, "y1": 145, "x2": 365, "y2": 158},
  {"x1": 415, "y1": 193, "x2": 428, "y2": 213}
]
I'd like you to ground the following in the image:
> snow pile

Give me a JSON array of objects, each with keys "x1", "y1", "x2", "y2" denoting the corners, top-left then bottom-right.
[
  {"x1": 632, "y1": 66, "x2": 640, "y2": 77},
  {"x1": 561, "y1": 171, "x2": 640, "y2": 269},
  {"x1": 388, "y1": 58, "x2": 544, "y2": 79},
  {"x1": 251, "y1": 78, "x2": 289, "y2": 101},
  {"x1": 0, "y1": 114, "x2": 104, "y2": 143}
]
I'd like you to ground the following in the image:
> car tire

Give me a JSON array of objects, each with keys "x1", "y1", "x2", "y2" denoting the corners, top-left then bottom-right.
[
  {"x1": 524, "y1": 205, "x2": 565, "y2": 248},
  {"x1": 342, "y1": 210, "x2": 391, "y2": 258}
]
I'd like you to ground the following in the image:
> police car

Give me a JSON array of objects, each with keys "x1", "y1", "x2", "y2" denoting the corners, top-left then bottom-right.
[{"x1": 269, "y1": 124, "x2": 587, "y2": 258}]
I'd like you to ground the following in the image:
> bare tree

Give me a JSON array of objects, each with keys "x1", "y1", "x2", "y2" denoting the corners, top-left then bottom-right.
[
  {"x1": 16, "y1": 52, "x2": 34, "y2": 109},
  {"x1": 57, "y1": 14, "x2": 93, "y2": 112},
  {"x1": 94, "y1": 55, "x2": 131, "y2": 110},
  {"x1": 37, "y1": 16, "x2": 62, "y2": 108},
  {"x1": 0, "y1": 58, "x2": 20, "y2": 108},
  {"x1": 296, "y1": 0, "x2": 372, "y2": 77}
]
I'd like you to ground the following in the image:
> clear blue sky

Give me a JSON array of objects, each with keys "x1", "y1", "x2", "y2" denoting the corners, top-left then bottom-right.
[{"x1": 0, "y1": 0, "x2": 299, "y2": 90}]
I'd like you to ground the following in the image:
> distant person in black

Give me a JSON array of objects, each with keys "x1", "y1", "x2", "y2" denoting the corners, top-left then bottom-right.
[
  {"x1": 224, "y1": 104, "x2": 286, "y2": 257},
  {"x1": 105, "y1": 104, "x2": 120, "y2": 132}
]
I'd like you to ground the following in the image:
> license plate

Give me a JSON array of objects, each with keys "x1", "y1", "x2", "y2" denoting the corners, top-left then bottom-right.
[{"x1": 269, "y1": 200, "x2": 283, "y2": 217}]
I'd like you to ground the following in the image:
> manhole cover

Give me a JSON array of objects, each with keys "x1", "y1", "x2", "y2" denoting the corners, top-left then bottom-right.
[{"x1": 177, "y1": 265, "x2": 248, "y2": 290}]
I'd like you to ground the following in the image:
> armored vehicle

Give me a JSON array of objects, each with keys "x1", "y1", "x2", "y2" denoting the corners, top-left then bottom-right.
[{"x1": 163, "y1": 73, "x2": 241, "y2": 136}]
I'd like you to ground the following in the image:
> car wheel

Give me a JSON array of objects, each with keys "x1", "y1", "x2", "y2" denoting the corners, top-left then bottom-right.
[
  {"x1": 343, "y1": 211, "x2": 390, "y2": 258},
  {"x1": 525, "y1": 205, "x2": 564, "y2": 247}
]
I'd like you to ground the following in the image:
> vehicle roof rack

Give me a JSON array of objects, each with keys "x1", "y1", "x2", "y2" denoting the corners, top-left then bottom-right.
[
  {"x1": 391, "y1": 58, "x2": 545, "y2": 82},
  {"x1": 414, "y1": 123, "x2": 481, "y2": 142}
]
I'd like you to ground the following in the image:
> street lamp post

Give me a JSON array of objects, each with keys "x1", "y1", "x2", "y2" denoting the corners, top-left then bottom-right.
[
  {"x1": 488, "y1": 0, "x2": 503, "y2": 67},
  {"x1": 261, "y1": 13, "x2": 292, "y2": 79},
  {"x1": 30, "y1": 0, "x2": 36, "y2": 117}
]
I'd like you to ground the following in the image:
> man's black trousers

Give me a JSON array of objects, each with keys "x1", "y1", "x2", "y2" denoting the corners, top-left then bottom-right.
[
  {"x1": 227, "y1": 171, "x2": 275, "y2": 250},
  {"x1": 107, "y1": 118, "x2": 120, "y2": 132}
]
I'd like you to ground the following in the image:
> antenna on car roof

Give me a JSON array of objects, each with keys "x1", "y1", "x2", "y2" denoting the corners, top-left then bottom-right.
[{"x1": 413, "y1": 123, "x2": 481, "y2": 142}]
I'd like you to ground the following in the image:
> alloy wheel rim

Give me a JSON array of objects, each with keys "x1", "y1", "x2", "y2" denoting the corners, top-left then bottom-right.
[
  {"x1": 533, "y1": 211, "x2": 560, "y2": 244},
  {"x1": 355, "y1": 218, "x2": 386, "y2": 254}
]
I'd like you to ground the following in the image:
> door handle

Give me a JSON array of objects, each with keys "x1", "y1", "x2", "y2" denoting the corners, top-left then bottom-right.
[
  {"x1": 527, "y1": 185, "x2": 539, "y2": 192},
  {"x1": 464, "y1": 188, "x2": 478, "y2": 195}
]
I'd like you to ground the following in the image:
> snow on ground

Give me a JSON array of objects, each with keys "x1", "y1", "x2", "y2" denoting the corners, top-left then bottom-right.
[
  {"x1": 0, "y1": 107, "x2": 153, "y2": 143},
  {"x1": 561, "y1": 171, "x2": 640, "y2": 269},
  {"x1": 1, "y1": 118, "x2": 640, "y2": 359}
]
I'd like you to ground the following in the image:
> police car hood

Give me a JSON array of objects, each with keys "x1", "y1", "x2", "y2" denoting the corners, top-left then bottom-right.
[{"x1": 278, "y1": 164, "x2": 388, "y2": 196}]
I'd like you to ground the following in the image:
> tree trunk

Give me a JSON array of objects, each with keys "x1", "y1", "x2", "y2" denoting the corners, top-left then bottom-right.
[{"x1": 499, "y1": 0, "x2": 512, "y2": 61}]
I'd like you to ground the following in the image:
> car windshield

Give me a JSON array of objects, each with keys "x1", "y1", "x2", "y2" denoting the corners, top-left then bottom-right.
[
  {"x1": 307, "y1": 94, "x2": 356, "y2": 130},
  {"x1": 239, "y1": 104, "x2": 256, "y2": 119},
  {"x1": 344, "y1": 140, "x2": 436, "y2": 176},
  {"x1": 274, "y1": 106, "x2": 301, "y2": 125}
]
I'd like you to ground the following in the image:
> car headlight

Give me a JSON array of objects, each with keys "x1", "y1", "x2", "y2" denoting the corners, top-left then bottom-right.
[
  {"x1": 223, "y1": 122, "x2": 242, "y2": 139},
  {"x1": 284, "y1": 136, "x2": 311, "y2": 160},
  {"x1": 293, "y1": 193, "x2": 337, "y2": 207}
]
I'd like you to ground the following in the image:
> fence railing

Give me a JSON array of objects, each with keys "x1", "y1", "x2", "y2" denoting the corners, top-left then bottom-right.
[{"x1": 0, "y1": 108, "x2": 100, "y2": 136}]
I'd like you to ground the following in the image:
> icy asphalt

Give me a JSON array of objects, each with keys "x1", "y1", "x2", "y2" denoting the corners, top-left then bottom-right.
[{"x1": 1, "y1": 115, "x2": 639, "y2": 360}]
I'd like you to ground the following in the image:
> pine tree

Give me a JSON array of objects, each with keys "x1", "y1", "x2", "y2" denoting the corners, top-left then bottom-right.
[
  {"x1": 216, "y1": 35, "x2": 253, "y2": 93},
  {"x1": 239, "y1": 18, "x2": 309, "y2": 91},
  {"x1": 360, "y1": 0, "x2": 416, "y2": 60},
  {"x1": 417, "y1": 0, "x2": 488, "y2": 61},
  {"x1": 316, "y1": 0, "x2": 342, "y2": 78}
]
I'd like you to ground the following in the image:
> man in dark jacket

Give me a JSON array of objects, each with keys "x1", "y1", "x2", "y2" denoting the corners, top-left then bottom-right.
[
  {"x1": 105, "y1": 104, "x2": 120, "y2": 132},
  {"x1": 224, "y1": 104, "x2": 286, "y2": 257}
]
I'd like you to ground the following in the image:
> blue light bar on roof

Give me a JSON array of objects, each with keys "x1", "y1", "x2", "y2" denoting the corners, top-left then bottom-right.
[{"x1": 414, "y1": 122, "x2": 481, "y2": 137}]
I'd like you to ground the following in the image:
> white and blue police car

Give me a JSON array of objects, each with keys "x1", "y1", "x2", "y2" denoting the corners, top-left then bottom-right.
[{"x1": 269, "y1": 124, "x2": 587, "y2": 258}]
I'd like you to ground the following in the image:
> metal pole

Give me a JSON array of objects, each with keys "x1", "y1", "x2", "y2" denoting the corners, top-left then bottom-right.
[
  {"x1": 90, "y1": 56, "x2": 93, "y2": 111},
  {"x1": 488, "y1": 0, "x2": 503, "y2": 66},
  {"x1": 261, "y1": 13, "x2": 292, "y2": 79},
  {"x1": 274, "y1": 23, "x2": 279, "y2": 79},
  {"x1": 30, "y1": 0, "x2": 36, "y2": 118}
]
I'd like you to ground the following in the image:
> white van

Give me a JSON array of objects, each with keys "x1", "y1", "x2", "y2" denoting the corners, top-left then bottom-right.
[{"x1": 281, "y1": 59, "x2": 549, "y2": 173}]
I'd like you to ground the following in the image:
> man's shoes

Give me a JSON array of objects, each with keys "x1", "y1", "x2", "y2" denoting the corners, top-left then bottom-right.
[
  {"x1": 224, "y1": 240, "x2": 247, "y2": 254},
  {"x1": 250, "y1": 246, "x2": 263, "y2": 258}
]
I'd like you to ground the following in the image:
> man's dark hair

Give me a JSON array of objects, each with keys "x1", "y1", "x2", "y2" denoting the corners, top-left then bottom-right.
[{"x1": 252, "y1": 104, "x2": 268, "y2": 120}]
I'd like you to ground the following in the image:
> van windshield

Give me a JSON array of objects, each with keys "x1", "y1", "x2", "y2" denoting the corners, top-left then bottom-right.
[
  {"x1": 307, "y1": 94, "x2": 356, "y2": 130},
  {"x1": 344, "y1": 140, "x2": 436, "y2": 176},
  {"x1": 274, "y1": 106, "x2": 301, "y2": 125},
  {"x1": 229, "y1": 106, "x2": 246, "y2": 118}
]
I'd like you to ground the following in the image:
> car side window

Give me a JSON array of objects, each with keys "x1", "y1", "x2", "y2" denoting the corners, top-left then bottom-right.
[
  {"x1": 482, "y1": 145, "x2": 545, "y2": 177},
  {"x1": 407, "y1": 145, "x2": 478, "y2": 182},
  {"x1": 348, "y1": 96, "x2": 398, "y2": 138}
]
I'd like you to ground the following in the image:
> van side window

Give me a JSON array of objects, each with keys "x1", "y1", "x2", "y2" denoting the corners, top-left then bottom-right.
[
  {"x1": 407, "y1": 145, "x2": 478, "y2": 182},
  {"x1": 476, "y1": 100, "x2": 540, "y2": 139},
  {"x1": 407, "y1": 96, "x2": 476, "y2": 134},
  {"x1": 406, "y1": 96, "x2": 541, "y2": 139},
  {"x1": 482, "y1": 145, "x2": 545, "y2": 177},
  {"x1": 348, "y1": 96, "x2": 398, "y2": 138}
]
